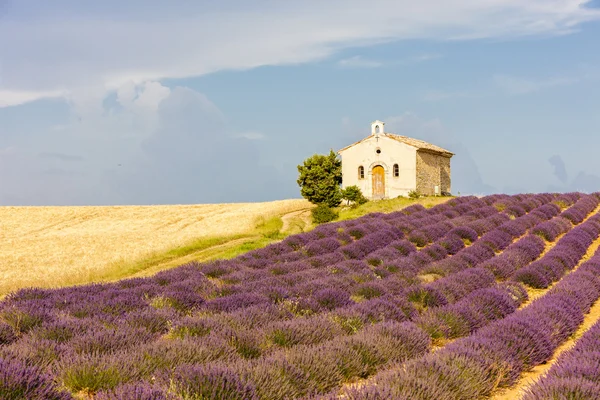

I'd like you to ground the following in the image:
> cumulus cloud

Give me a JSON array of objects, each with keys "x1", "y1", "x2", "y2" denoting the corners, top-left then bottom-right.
[
  {"x1": 0, "y1": 84, "x2": 291, "y2": 205},
  {"x1": 1, "y1": 0, "x2": 599, "y2": 107}
]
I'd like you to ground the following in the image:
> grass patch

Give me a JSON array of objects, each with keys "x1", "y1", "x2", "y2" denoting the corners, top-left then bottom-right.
[
  {"x1": 90, "y1": 235, "x2": 251, "y2": 281},
  {"x1": 254, "y1": 215, "x2": 285, "y2": 239},
  {"x1": 337, "y1": 196, "x2": 452, "y2": 221}
]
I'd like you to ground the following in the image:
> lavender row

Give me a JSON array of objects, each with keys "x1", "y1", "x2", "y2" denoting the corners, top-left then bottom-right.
[
  {"x1": 522, "y1": 307, "x2": 600, "y2": 399},
  {"x1": 425, "y1": 195, "x2": 596, "y2": 282},
  {"x1": 209, "y1": 196, "x2": 496, "y2": 280},
  {"x1": 246, "y1": 195, "x2": 488, "y2": 265},
  {"x1": 87, "y1": 283, "x2": 528, "y2": 400},
  {"x1": 416, "y1": 197, "x2": 581, "y2": 305},
  {"x1": 346, "y1": 246, "x2": 600, "y2": 399},
  {"x1": 480, "y1": 235, "x2": 546, "y2": 279},
  {"x1": 512, "y1": 211, "x2": 600, "y2": 288},
  {"x1": 418, "y1": 201, "x2": 562, "y2": 279},
  {"x1": 531, "y1": 194, "x2": 599, "y2": 241}
]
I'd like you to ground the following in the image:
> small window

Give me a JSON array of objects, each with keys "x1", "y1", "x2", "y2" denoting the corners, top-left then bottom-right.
[
  {"x1": 393, "y1": 164, "x2": 399, "y2": 177},
  {"x1": 376, "y1": 148, "x2": 381, "y2": 154},
  {"x1": 375, "y1": 125, "x2": 380, "y2": 134},
  {"x1": 358, "y1": 166, "x2": 365, "y2": 179}
]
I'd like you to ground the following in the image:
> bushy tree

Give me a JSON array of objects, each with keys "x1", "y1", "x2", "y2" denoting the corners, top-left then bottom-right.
[
  {"x1": 297, "y1": 150, "x2": 342, "y2": 208},
  {"x1": 341, "y1": 185, "x2": 368, "y2": 206}
]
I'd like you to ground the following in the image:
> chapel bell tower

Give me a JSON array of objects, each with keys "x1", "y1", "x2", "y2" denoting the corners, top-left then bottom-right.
[{"x1": 371, "y1": 120, "x2": 385, "y2": 136}]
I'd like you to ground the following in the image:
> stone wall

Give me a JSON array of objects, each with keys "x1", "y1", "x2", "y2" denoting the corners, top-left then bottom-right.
[
  {"x1": 440, "y1": 156, "x2": 451, "y2": 194},
  {"x1": 416, "y1": 151, "x2": 451, "y2": 195}
]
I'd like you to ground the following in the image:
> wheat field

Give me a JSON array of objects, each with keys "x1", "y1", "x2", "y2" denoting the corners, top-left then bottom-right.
[{"x1": 0, "y1": 199, "x2": 310, "y2": 296}]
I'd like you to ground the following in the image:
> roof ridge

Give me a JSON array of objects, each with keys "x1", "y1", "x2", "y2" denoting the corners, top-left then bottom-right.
[
  {"x1": 384, "y1": 132, "x2": 453, "y2": 156},
  {"x1": 338, "y1": 132, "x2": 453, "y2": 156}
]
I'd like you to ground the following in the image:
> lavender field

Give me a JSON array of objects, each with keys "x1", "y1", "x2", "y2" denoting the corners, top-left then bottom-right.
[{"x1": 2, "y1": 193, "x2": 600, "y2": 399}]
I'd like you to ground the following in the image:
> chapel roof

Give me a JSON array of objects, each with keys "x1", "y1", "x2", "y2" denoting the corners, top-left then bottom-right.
[{"x1": 338, "y1": 132, "x2": 454, "y2": 157}]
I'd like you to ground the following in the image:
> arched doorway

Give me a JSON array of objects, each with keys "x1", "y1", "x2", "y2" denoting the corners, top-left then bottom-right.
[{"x1": 372, "y1": 165, "x2": 385, "y2": 199}]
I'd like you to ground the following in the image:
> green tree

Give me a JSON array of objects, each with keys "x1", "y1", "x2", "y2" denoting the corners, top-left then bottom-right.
[
  {"x1": 297, "y1": 150, "x2": 343, "y2": 208},
  {"x1": 341, "y1": 185, "x2": 368, "y2": 206}
]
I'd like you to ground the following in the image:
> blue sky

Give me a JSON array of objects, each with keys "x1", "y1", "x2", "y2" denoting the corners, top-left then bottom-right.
[{"x1": 1, "y1": 0, "x2": 600, "y2": 205}]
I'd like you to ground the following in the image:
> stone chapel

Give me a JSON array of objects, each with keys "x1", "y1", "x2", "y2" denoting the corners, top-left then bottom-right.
[{"x1": 338, "y1": 120, "x2": 454, "y2": 199}]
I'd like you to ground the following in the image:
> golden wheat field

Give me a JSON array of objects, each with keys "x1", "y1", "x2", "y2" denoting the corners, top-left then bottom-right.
[{"x1": 0, "y1": 199, "x2": 310, "y2": 296}]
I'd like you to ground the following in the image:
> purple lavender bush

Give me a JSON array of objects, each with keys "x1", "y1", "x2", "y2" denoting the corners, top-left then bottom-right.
[{"x1": 0, "y1": 357, "x2": 73, "y2": 400}]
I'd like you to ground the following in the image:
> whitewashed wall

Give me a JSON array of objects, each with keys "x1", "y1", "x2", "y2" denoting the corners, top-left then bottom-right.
[{"x1": 339, "y1": 135, "x2": 417, "y2": 199}]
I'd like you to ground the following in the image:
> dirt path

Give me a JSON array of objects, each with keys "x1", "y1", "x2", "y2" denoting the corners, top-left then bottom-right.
[
  {"x1": 280, "y1": 208, "x2": 313, "y2": 235},
  {"x1": 128, "y1": 236, "x2": 261, "y2": 279},
  {"x1": 128, "y1": 207, "x2": 313, "y2": 279}
]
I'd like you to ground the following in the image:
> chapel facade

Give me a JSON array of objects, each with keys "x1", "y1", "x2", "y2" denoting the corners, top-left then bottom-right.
[{"x1": 338, "y1": 120, "x2": 454, "y2": 199}]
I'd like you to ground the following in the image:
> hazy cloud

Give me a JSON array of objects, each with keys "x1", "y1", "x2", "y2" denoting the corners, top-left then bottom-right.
[
  {"x1": 2, "y1": 0, "x2": 599, "y2": 107},
  {"x1": 410, "y1": 53, "x2": 443, "y2": 62},
  {"x1": 548, "y1": 154, "x2": 568, "y2": 183},
  {"x1": 38, "y1": 152, "x2": 84, "y2": 162},
  {"x1": 421, "y1": 90, "x2": 474, "y2": 102},
  {"x1": 338, "y1": 53, "x2": 442, "y2": 69},
  {"x1": 236, "y1": 132, "x2": 266, "y2": 140},
  {"x1": 570, "y1": 171, "x2": 600, "y2": 193},
  {"x1": 337, "y1": 56, "x2": 383, "y2": 68},
  {"x1": 493, "y1": 74, "x2": 578, "y2": 95},
  {"x1": 546, "y1": 156, "x2": 600, "y2": 193},
  {"x1": 0, "y1": 83, "x2": 293, "y2": 205}
]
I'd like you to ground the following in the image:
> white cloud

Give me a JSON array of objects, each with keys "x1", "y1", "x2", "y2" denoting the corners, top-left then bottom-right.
[
  {"x1": 0, "y1": 89, "x2": 65, "y2": 108},
  {"x1": 236, "y1": 132, "x2": 266, "y2": 140},
  {"x1": 117, "y1": 81, "x2": 171, "y2": 112},
  {"x1": 1, "y1": 0, "x2": 599, "y2": 107},
  {"x1": 337, "y1": 56, "x2": 383, "y2": 68},
  {"x1": 337, "y1": 53, "x2": 443, "y2": 68}
]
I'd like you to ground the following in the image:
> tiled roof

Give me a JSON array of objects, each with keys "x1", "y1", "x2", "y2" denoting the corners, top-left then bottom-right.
[
  {"x1": 385, "y1": 134, "x2": 454, "y2": 156},
  {"x1": 338, "y1": 133, "x2": 454, "y2": 157}
]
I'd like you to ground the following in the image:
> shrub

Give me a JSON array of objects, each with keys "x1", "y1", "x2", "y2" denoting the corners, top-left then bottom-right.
[
  {"x1": 311, "y1": 204, "x2": 339, "y2": 224},
  {"x1": 408, "y1": 190, "x2": 421, "y2": 199},
  {"x1": 342, "y1": 185, "x2": 369, "y2": 206}
]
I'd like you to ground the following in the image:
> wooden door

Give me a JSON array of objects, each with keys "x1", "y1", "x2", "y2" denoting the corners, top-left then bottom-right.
[{"x1": 372, "y1": 165, "x2": 385, "y2": 198}]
